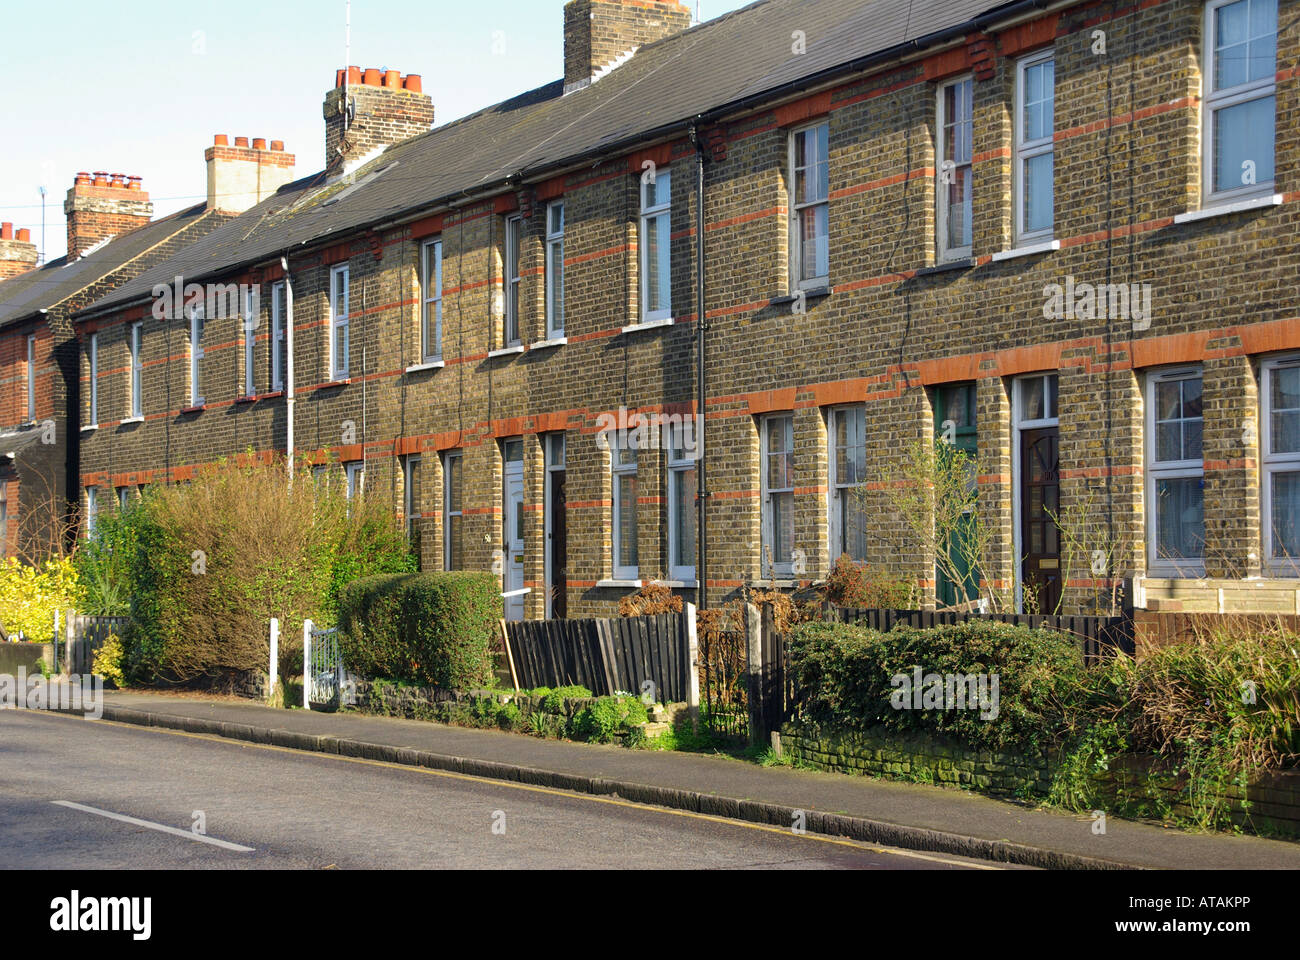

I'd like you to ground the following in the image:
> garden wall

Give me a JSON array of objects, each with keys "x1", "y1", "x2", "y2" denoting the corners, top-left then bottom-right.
[{"x1": 780, "y1": 722, "x2": 1300, "y2": 839}]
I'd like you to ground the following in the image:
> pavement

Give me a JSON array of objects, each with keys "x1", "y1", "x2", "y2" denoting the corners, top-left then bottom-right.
[
  {"x1": 42, "y1": 689, "x2": 1300, "y2": 870},
  {"x1": 4, "y1": 710, "x2": 995, "y2": 869}
]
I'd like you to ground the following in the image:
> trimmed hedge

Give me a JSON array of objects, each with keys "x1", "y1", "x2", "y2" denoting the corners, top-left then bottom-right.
[
  {"x1": 338, "y1": 572, "x2": 500, "y2": 688},
  {"x1": 787, "y1": 619, "x2": 1088, "y2": 753}
]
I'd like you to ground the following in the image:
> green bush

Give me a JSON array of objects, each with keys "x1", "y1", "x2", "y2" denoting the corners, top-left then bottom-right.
[
  {"x1": 787, "y1": 619, "x2": 1087, "y2": 753},
  {"x1": 572, "y1": 694, "x2": 649, "y2": 744},
  {"x1": 338, "y1": 571, "x2": 500, "y2": 688}
]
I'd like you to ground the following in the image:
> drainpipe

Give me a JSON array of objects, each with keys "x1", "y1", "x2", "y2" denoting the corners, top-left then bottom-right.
[
  {"x1": 281, "y1": 254, "x2": 295, "y2": 485},
  {"x1": 691, "y1": 121, "x2": 709, "y2": 610}
]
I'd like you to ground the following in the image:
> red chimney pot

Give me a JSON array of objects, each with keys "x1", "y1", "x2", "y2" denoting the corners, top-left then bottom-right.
[
  {"x1": 1, "y1": 223, "x2": 12, "y2": 240},
  {"x1": 214, "y1": 134, "x2": 229, "y2": 146},
  {"x1": 383, "y1": 69, "x2": 401, "y2": 88},
  {"x1": 252, "y1": 138, "x2": 267, "y2": 150},
  {"x1": 17, "y1": 228, "x2": 30, "y2": 242},
  {"x1": 347, "y1": 65, "x2": 362, "y2": 86},
  {"x1": 234, "y1": 136, "x2": 250, "y2": 147},
  {"x1": 270, "y1": 140, "x2": 285, "y2": 152},
  {"x1": 363, "y1": 67, "x2": 381, "y2": 86},
  {"x1": 403, "y1": 74, "x2": 422, "y2": 92}
]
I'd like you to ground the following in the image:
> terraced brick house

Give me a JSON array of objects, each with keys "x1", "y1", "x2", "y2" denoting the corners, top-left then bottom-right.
[
  {"x1": 71, "y1": 0, "x2": 1300, "y2": 619},
  {"x1": 0, "y1": 155, "x2": 263, "y2": 560}
]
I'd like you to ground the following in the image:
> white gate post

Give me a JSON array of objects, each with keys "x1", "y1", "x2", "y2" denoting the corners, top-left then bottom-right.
[
  {"x1": 302, "y1": 619, "x2": 313, "y2": 711},
  {"x1": 268, "y1": 618, "x2": 279, "y2": 696},
  {"x1": 52, "y1": 609, "x2": 60, "y2": 674},
  {"x1": 684, "y1": 602, "x2": 700, "y2": 733}
]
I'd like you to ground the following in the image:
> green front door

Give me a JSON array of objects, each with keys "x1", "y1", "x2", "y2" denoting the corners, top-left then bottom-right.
[{"x1": 933, "y1": 383, "x2": 978, "y2": 607}]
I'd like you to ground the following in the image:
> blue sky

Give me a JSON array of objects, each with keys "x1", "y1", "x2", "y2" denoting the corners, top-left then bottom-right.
[{"x1": 3, "y1": 0, "x2": 757, "y2": 262}]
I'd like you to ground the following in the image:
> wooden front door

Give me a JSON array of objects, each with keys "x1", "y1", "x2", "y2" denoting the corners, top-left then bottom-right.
[
  {"x1": 1020, "y1": 427, "x2": 1061, "y2": 614},
  {"x1": 547, "y1": 466, "x2": 567, "y2": 619}
]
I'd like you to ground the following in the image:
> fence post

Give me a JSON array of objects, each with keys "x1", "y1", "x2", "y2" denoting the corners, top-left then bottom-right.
[
  {"x1": 52, "y1": 609, "x2": 60, "y2": 674},
  {"x1": 268, "y1": 618, "x2": 279, "y2": 697},
  {"x1": 745, "y1": 602, "x2": 764, "y2": 748},
  {"x1": 64, "y1": 609, "x2": 76, "y2": 674},
  {"x1": 302, "y1": 619, "x2": 313, "y2": 711},
  {"x1": 684, "y1": 602, "x2": 700, "y2": 733}
]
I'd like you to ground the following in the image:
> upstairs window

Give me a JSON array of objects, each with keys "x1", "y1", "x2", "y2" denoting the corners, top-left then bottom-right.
[
  {"x1": 504, "y1": 216, "x2": 522, "y2": 347},
  {"x1": 640, "y1": 169, "x2": 672, "y2": 322},
  {"x1": 242, "y1": 288, "x2": 257, "y2": 397},
  {"x1": 790, "y1": 123, "x2": 830, "y2": 288},
  {"x1": 1147, "y1": 368, "x2": 1205, "y2": 574},
  {"x1": 329, "y1": 263, "x2": 350, "y2": 380},
  {"x1": 421, "y1": 239, "x2": 442, "y2": 362},
  {"x1": 937, "y1": 77, "x2": 973, "y2": 260},
  {"x1": 1015, "y1": 51, "x2": 1055, "y2": 244},
  {"x1": 88, "y1": 332, "x2": 99, "y2": 426},
  {"x1": 129, "y1": 322, "x2": 143, "y2": 418},
  {"x1": 545, "y1": 202, "x2": 565, "y2": 338},
  {"x1": 189, "y1": 304, "x2": 206, "y2": 406},
  {"x1": 271, "y1": 281, "x2": 286, "y2": 392},
  {"x1": 1205, "y1": 0, "x2": 1276, "y2": 202},
  {"x1": 26, "y1": 334, "x2": 36, "y2": 421}
]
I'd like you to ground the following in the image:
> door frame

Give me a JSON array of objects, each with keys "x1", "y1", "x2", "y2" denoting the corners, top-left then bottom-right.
[
  {"x1": 543, "y1": 433, "x2": 566, "y2": 619},
  {"x1": 502, "y1": 438, "x2": 526, "y2": 621},
  {"x1": 1011, "y1": 373, "x2": 1060, "y2": 613}
]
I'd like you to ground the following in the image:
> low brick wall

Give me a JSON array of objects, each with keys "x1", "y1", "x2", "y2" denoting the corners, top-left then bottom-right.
[
  {"x1": 0, "y1": 642, "x2": 55, "y2": 675},
  {"x1": 780, "y1": 722, "x2": 1300, "y2": 839}
]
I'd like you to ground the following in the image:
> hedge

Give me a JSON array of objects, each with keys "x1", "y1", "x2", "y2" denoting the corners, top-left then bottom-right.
[
  {"x1": 787, "y1": 619, "x2": 1088, "y2": 754},
  {"x1": 337, "y1": 571, "x2": 500, "y2": 688}
]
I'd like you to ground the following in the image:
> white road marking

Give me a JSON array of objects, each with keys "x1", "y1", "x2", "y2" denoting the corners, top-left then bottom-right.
[{"x1": 51, "y1": 800, "x2": 255, "y2": 852}]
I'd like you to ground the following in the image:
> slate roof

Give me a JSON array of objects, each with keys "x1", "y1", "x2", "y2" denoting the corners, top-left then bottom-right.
[
  {"x1": 0, "y1": 202, "x2": 213, "y2": 329},
  {"x1": 77, "y1": 0, "x2": 1026, "y2": 319}
]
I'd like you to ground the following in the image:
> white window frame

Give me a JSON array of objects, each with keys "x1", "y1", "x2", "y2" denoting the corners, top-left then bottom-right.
[
  {"x1": 761, "y1": 413, "x2": 796, "y2": 578},
  {"x1": 789, "y1": 122, "x2": 830, "y2": 290},
  {"x1": 129, "y1": 322, "x2": 143, "y2": 418},
  {"x1": 329, "y1": 263, "x2": 350, "y2": 380},
  {"x1": 640, "y1": 168, "x2": 673, "y2": 323},
  {"x1": 612, "y1": 444, "x2": 639, "y2": 581},
  {"x1": 1262, "y1": 355, "x2": 1300, "y2": 574},
  {"x1": 404, "y1": 455, "x2": 422, "y2": 541},
  {"x1": 0, "y1": 482, "x2": 7, "y2": 557},
  {"x1": 936, "y1": 75, "x2": 974, "y2": 261},
  {"x1": 545, "y1": 202, "x2": 565, "y2": 338},
  {"x1": 88, "y1": 332, "x2": 99, "y2": 426},
  {"x1": 271, "y1": 281, "x2": 286, "y2": 392},
  {"x1": 1145, "y1": 366, "x2": 1206, "y2": 577},
  {"x1": 421, "y1": 239, "x2": 442, "y2": 362},
  {"x1": 189, "y1": 305, "x2": 205, "y2": 406},
  {"x1": 443, "y1": 450, "x2": 463, "y2": 570},
  {"x1": 1203, "y1": 0, "x2": 1277, "y2": 205},
  {"x1": 828, "y1": 406, "x2": 867, "y2": 563},
  {"x1": 1014, "y1": 50, "x2": 1055, "y2": 246},
  {"x1": 667, "y1": 423, "x2": 696, "y2": 582},
  {"x1": 504, "y1": 215, "x2": 522, "y2": 347},
  {"x1": 85, "y1": 486, "x2": 98, "y2": 538},
  {"x1": 345, "y1": 461, "x2": 364, "y2": 503},
  {"x1": 242, "y1": 288, "x2": 257, "y2": 397},
  {"x1": 26, "y1": 333, "x2": 36, "y2": 422}
]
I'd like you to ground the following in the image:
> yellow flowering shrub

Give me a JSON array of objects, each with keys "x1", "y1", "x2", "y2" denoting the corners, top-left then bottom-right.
[{"x1": 0, "y1": 557, "x2": 78, "y2": 642}]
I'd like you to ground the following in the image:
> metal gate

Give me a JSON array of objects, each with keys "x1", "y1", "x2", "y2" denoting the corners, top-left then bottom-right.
[{"x1": 302, "y1": 620, "x2": 344, "y2": 710}]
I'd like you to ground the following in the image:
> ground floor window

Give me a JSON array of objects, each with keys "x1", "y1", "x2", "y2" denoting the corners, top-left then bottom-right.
[
  {"x1": 1263, "y1": 356, "x2": 1300, "y2": 573},
  {"x1": 762, "y1": 414, "x2": 795, "y2": 577},
  {"x1": 1146, "y1": 367, "x2": 1204, "y2": 574},
  {"x1": 828, "y1": 406, "x2": 866, "y2": 562}
]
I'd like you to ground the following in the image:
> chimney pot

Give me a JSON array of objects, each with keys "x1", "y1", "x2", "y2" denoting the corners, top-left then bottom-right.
[
  {"x1": 336, "y1": 68, "x2": 346, "y2": 88},
  {"x1": 270, "y1": 140, "x2": 285, "y2": 152},
  {"x1": 347, "y1": 65, "x2": 362, "y2": 85},
  {"x1": 403, "y1": 74, "x2": 422, "y2": 92},
  {"x1": 75, "y1": 172, "x2": 92, "y2": 186},
  {"x1": 1, "y1": 223, "x2": 12, "y2": 240},
  {"x1": 363, "y1": 67, "x2": 381, "y2": 86},
  {"x1": 252, "y1": 137, "x2": 267, "y2": 150},
  {"x1": 214, "y1": 134, "x2": 229, "y2": 146},
  {"x1": 383, "y1": 69, "x2": 401, "y2": 88},
  {"x1": 127, "y1": 176, "x2": 143, "y2": 190},
  {"x1": 17, "y1": 228, "x2": 30, "y2": 242},
  {"x1": 92, "y1": 172, "x2": 109, "y2": 186},
  {"x1": 234, "y1": 136, "x2": 250, "y2": 147}
]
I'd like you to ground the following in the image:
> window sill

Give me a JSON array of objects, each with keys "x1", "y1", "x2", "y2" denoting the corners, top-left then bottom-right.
[
  {"x1": 119, "y1": 416, "x2": 144, "y2": 425},
  {"x1": 180, "y1": 405, "x2": 205, "y2": 414},
  {"x1": 80, "y1": 424, "x2": 98, "y2": 434},
  {"x1": 488, "y1": 345, "x2": 525, "y2": 358},
  {"x1": 752, "y1": 578, "x2": 798, "y2": 588},
  {"x1": 991, "y1": 239, "x2": 1060, "y2": 262},
  {"x1": 321, "y1": 378, "x2": 351, "y2": 388},
  {"x1": 771, "y1": 286, "x2": 832, "y2": 306},
  {"x1": 652, "y1": 578, "x2": 698, "y2": 588},
  {"x1": 916, "y1": 257, "x2": 974, "y2": 276},
  {"x1": 261, "y1": 390, "x2": 284, "y2": 400},
  {"x1": 235, "y1": 395, "x2": 257, "y2": 405},
  {"x1": 621, "y1": 318, "x2": 675, "y2": 333},
  {"x1": 1173, "y1": 193, "x2": 1284, "y2": 224},
  {"x1": 405, "y1": 360, "x2": 445, "y2": 374},
  {"x1": 528, "y1": 337, "x2": 567, "y2": 351},
  {"x1": 596, "y1": 578, "x2": 643, "y2": 589}
]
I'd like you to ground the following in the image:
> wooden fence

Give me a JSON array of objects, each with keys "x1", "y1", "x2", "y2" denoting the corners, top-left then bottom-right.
[
  {"x1": 64, "y1": 615, "x2": 130, "y2": 674},
  {"x1": 831, "y1": 607, "x2": 1135, "y2": 661},
  {"x1": 503, "y1": 612, "x2": 693, "y2": 703}
]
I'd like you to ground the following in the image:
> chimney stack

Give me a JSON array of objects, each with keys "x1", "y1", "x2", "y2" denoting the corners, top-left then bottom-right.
[
  {"x1": 563, "y1": 0, "x2": 692, "y2": 94},
  {"x1": 64, "y1": 172, "x2": 153, "y2": 259},
  {"x1": 0, "y1": 223, "x2": 38, "y2": 281},
  {"x1": 205, "y1": 135, "x2": 297, "y2": 214},
  {"x1": 323, "y1": 67, "x2": 434, "y2": 176}
]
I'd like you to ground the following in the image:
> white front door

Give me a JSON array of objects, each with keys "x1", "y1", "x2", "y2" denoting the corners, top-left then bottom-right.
[{"x1": 504, "y1": 455, "x2": 525, "y2": 621}]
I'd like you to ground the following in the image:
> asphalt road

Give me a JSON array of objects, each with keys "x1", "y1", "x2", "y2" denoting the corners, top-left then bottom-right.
[{"x1": 0, "y1": 710, "x2": 1010, "y2": 870}]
